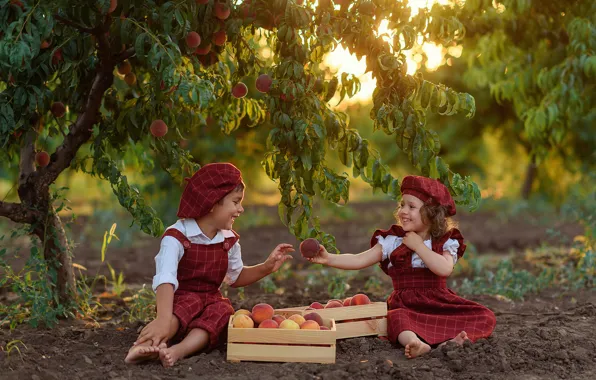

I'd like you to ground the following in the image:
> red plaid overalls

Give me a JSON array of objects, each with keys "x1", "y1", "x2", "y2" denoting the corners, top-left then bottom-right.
[
  {"x1": 372, "y1": 225, "x2": 496, "y2": 345},
  {"x1": 163, "y1": 228, "x2": 239, "y2": 349}
]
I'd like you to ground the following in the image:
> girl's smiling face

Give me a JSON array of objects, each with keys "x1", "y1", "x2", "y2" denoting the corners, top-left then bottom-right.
[
  {"x1": 397, "y1": 194, "x2": 429, "y2": 236},
  {"x1": 211, "y1": 189, "x2": 245, "y2": 230}
]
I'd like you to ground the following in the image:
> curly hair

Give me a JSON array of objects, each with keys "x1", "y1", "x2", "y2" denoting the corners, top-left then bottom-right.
[{"x1": 394, "y1": 202, "x2": 457, "y2": 240}]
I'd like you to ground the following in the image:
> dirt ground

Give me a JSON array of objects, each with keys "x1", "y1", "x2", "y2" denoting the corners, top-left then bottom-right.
[{"x1": 1, "y1": 201, "x2": 593, "y2": 379}]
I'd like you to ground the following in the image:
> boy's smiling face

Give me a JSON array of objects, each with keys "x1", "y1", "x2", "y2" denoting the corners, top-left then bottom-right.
[{"x1": 211, "y1": 188, "x2": 245, "y2": 230}]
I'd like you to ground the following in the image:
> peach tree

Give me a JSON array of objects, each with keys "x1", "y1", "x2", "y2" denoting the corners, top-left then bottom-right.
[{"x1": 0, "y1": 0, "x2": 479, "y2": 309}]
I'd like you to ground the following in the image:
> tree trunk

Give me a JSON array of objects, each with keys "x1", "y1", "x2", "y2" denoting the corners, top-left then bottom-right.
[
  {"x1": 521, "y1": 156, "x2": 537, "y2": 199},
  {"x1": 37, "y1": 209, "x2": 76, "y2": 305}
]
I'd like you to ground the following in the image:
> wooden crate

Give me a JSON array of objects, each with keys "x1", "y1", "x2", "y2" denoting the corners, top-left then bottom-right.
[
  {"x1": 275, "y1": 302, "x2": 388, "y2": 340},
  {"x1": 226, "y1": 316, "x2": 337, "y2": 363}
]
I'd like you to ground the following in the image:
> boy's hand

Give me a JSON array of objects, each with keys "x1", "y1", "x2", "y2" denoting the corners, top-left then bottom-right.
[
  {"x1": 265, "y1": 243, "x2": 294, "y2": 273},
  {"x1": 403, "y1": 232, "x2": 425, "y2": 252},
  {"x1": 305, "y1": 245, "x2": 330, "y2": 265},
  {"x1": 135, "y1": 317, "x2": 170, "y2": 347}
]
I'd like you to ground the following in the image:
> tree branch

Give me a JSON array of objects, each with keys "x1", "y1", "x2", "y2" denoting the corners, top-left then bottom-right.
[
  {"x1": 54, "y1": 14, "x2": 94, "y2": 34},
  {"x1": 26, "y1": 18, "x2": 116, "y2": 190},
  {"x1": 114, "y1": 47, "x2": 136, "y2": 63},
  {"x1": 0, "y1": 201, "x2": 42, "y2": 224}
]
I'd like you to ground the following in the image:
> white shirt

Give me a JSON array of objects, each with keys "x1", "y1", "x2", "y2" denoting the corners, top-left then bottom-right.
[
  {"x1": 376, "y1": 235, "x2": 460, "y2": 269},
  {"x1": 152, "y1": 219, "x2": 244, "y2": 292}
]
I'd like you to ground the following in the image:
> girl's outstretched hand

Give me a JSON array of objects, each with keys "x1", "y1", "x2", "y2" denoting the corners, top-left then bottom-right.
[
  {"x1": 305, "y1": 245, "x2": 330, "y2": 265},
  {"x1": 264, "y1": 243, "x2": 294, "y2": 273}
]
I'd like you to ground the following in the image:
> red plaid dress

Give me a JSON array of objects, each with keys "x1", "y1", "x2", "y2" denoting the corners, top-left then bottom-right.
[
  {"x1": 372, "y1": 225, "x2": 496, "y2": 345},
  {"x1": 164, "y1": 228, "x2": 239, "y2": 349}
]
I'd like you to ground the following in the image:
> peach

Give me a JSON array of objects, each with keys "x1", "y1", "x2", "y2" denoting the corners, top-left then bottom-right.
[
  {"x1": 300, "y1": 320, "x2": 320, "y2": 330},
  {"x1": 35, "y1": 151, "x2": 50, "y2": 167},
  {"x1": 309, "y1": 302, "x2": 324, "y2": 309},
  {"x1": 186, "y1": 31, "x2": 201, "y2": 48},
  {"x1": 124, "y1": 72, "x2": 136, "y2": 86},
  {"x1": 214, "y1": 3, "x2": 231, "y2": 20},
  {"x1": 303, "y1": 312, "x2": 324, "y2": 326},
  {"x1": 251, "y1": 303, "x2": 274, "y2": 324},
  {"x1": 50, "y1": 102, "x2": 66, "y2": 118},
  {"x1": 51, "y1": 48, "x2": 62, "y2": 65},
  {"x1": 117, "y1": 61, "x2": 131, "y2": 75},
  {"x1": 195, "y1": 43, "x2": 211, "y2": 55},
  {"x1": 288, "y1": 314, "x2": 306, "y2": 326},
  {"x1": 279, "y1": 319, "x2": 300, "y2": 330},
  {"x1": 255, "y1": 74, "x2": 272, "y2": 93},
  {"x1": 351, "y1": 293, "x2": 371, "y2": 305},
  {"x1": 40, "y1": 40, "x2": 50, "y2": 49},
  {"x1": 320, "y1": 326, "x2": 330, "y2": 331},
  {"x1": 343, "y1": 297, "x2": 352, "y2": 306},
  {"x1": 150, "y1": 119, "x2": 168, "y2": 137},
  {"x1": 258, "y1": 319, "x2": 279, "y2": 328},
  {"x1": 232, "y1": 82, "x2": 248, "y2": 99},
  {"x1": 272, "y1": 314, "x2": 286, "y2": 325},
  {"x1": 234, "y1": 309, "x2": 251, "y2": 317},
  {"x1": 108, "y1": 0, "x2": 117, "y2": 14},
  {"x1": 232, "y1": 314, "x2": 254, "y2": 328},
  {"x1": 325, "y1": 300, "x2": 343, "y2": 309},
  {"x1": 213, "y1": 30, "x2": 227, "y2": 46},
  {"x1": 300, "y1": 238, "x2": 320, "y2": 258}
]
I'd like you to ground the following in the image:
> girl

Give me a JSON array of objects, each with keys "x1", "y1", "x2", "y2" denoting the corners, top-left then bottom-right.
[
  {"x1": 306, "y1": 175, "x2": 496, "y2": 358},
  {"x1": 124, "y1": 163, "x2": 294, "y2": 367}
]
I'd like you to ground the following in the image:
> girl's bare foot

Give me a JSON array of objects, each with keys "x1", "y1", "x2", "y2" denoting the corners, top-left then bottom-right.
[
  {"x1": 404, "y1": 339, "x2": 431, "y2": 359},
  {"x1": 124, "y1": 343, "x2": 165, "y2": 364},
  {"x1": 159, "y1": 345, "x2": 183, "y2": 368},
  {"x1": 450, "y1": 331, "x2": 469, "y2": 345}
]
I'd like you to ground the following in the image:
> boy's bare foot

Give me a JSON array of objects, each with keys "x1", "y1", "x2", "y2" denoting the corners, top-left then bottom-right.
[
  {"x1": 404, "y1": 339, "x2": 431, "y2": 359},
  {"x1": 159, "y1": 345, "x2": 183, "y2": 368},
  {"x1": 124, "y1": 343, "x2": 165, "y2": 364},
  {"x1": 450, "y1": 331, "x2": 469, "y2": 345}
]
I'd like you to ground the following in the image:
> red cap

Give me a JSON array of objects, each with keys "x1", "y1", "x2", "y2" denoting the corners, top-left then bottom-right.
[
  {"x1": 177, "y1": 163, "x2": 243, "y2": 219},
  {"x1": 401, "y1": 175, "x2": 456, "y2": 216}
]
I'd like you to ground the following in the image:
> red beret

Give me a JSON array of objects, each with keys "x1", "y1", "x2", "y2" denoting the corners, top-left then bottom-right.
[
  {"x1": 401, "y1": 175, "x2": 456, "y2": 216},
  {"x1": 177, "y1": 163, "x2": 243, "y2": 219}
]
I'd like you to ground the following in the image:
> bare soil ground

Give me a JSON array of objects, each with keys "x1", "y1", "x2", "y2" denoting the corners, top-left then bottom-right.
[{"x1": 1, "y1": 201, "x2": 593, "y2": 379}]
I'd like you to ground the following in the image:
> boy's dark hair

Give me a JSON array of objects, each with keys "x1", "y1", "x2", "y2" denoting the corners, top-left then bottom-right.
[
  {"x1": 217, "y1": 181, "x2": 245, "y2": 205},
  {"x1": 393, "y1": 202, "x2": 457, "y2": 240}
]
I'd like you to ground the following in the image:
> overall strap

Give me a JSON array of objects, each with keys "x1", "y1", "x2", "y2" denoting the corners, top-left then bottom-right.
[
  {"x1": 162, "y1": 228, "x2": 192, "y2": 250},
  {"x1": 431, "y1": 228, "x2": 467, "y2": 258}
]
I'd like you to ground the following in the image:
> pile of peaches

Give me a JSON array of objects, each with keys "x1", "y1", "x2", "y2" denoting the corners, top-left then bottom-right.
[
  {"x1": 308, "y1": 293, "x2": 371, "y2": 309},
  {"x1": 232, "y1": 303, "x2": 329, "y2": 330}
]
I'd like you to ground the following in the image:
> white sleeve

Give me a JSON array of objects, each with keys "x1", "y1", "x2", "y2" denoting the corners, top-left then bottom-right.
[
  {"x1": 442, "y1": 238, "x2": 460, "y2": 265},
  {"x1": 376, "y1": 235, "x2": 403, "y2": 261},
  {"x1": 223, "y1": 241, "x2": 244, "y2": 285},
  {"x1": 152, "y1": 235, "x2": 184, "y2": 292}
]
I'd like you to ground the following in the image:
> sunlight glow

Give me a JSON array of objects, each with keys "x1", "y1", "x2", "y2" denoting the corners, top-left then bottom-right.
[{"x1": 322, "y1": 0, "x2": 457, "y2": 108}]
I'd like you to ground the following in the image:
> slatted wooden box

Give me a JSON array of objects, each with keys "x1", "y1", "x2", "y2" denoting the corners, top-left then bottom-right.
[
  {"x1": 226, "y1": 316, "x2": 337, "y2": 364},
  {"x1": 275, "y1": 302, "x2": 388, "y2": 340}
]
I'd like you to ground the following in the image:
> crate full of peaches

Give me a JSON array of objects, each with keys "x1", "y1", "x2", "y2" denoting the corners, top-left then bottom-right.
[{"x1": 227, "y1": 303, "x2": 337, "y2": 364}]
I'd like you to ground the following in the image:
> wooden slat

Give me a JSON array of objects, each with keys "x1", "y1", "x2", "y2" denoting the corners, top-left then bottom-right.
[
  {"x1": 227, "y1": 343, "x2": 336, "y2": 364},
  {"x1": 304, "y1": 302, "x2": 387, "y2": 321},
  {"x1": 336, "y1": 318, "x2": 388, "y2": 339},
  {"x1": 227, "y1": 317, "x2": 337, "y2": 345}
]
